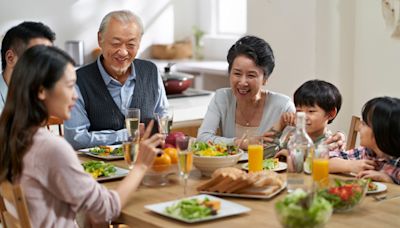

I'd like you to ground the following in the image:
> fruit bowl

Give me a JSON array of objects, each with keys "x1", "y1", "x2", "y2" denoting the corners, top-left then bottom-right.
[
  {"x1": 275, "y1": 189, "x2": 333, "y2": 228},
  {"x1": 142, "y1": 164, "x2": 178, "y2": 187},
  {"x1": 317, "y1": 178, "x2": 368, "y2": 213}
]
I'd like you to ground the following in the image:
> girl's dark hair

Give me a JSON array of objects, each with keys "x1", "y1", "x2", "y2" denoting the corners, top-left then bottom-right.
[
  {"x1": 362, "y1": 96, "x2": 400, "y2": 157},
  {"x1": 0, "y1": 45, "x2": 74, "y2": 182},
  {"x1": 227, "y1": 35, "x2": 275, "y2": 79},
  {"x1": 294, "y1": 80, "x2": 342, "y2": 124}
]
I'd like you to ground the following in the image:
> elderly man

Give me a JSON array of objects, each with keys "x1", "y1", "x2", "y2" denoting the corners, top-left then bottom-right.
[
  {"x1": 64, "y1": 10, "x2": 168, "y2": 149},
  {"x1": 0, "y1": 21, "x2": 55, "y2": 113}
]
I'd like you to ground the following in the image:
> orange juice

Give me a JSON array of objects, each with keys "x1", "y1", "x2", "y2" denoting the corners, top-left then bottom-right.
[
  {"x1": 312, "y1": 158, "x2": 329, "y2": 187},
  {"x1": 248, "y1": 144, "x2": 263, "y2": 172}
]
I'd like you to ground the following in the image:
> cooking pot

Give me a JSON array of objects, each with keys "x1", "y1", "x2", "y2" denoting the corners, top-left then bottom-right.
[{"x1": 162, "y1": 64, "x2": 194, "y2": 94}]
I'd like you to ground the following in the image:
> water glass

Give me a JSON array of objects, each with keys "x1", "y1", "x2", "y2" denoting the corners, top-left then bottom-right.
[
  {"x1": 154, "y1": 108, "x2": 174, "y2": 136},
  {"x1": 247, "y1": 135, "x2": 264, "y2": 173},
  {"x1": 176, "y1": 136, "x2": 193, "y2": 195}
]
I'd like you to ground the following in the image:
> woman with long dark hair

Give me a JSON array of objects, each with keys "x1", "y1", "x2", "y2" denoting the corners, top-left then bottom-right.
[{"x1": 0, "y1": 45, "x2": 163, "y2": 226}]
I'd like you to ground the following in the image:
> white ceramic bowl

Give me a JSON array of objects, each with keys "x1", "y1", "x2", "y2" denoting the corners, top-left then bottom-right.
[{"x1": 193, "y1": 150, "x2": 243, "y2": 176}]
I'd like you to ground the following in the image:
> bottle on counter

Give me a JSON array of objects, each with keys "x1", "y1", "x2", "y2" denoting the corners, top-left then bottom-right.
[{"x1": 286, "y1": 112, "x2": 314, "y2": 192}]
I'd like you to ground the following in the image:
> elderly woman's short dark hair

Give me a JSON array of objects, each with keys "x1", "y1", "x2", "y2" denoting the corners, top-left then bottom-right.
[{"x1": 227, "y1": 35, "x2": 275, "y2": 79}]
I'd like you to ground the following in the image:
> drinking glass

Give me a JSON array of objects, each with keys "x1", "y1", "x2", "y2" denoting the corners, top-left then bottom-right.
[
  {"x1": 123, "y1": 130, "x2": 140, "y2": 170},
  {"x1": 247, "y1": 135, "x2": 264, "y2": 172},
  {"x1": 123, "y1": 108, "x2": 140, "y2": 169},
  {"x1": 154, "y1": 108, "x2": 174, "y2": 140},
  {"x1": 312, "y1": 144, "x2": 329, "y2": 188},
  {"x1": 176, "y1": 136, "x2": 193, "y2": 196},
  {"x1": 126, "y1": 108, "x2": 140, "y2": 138}
]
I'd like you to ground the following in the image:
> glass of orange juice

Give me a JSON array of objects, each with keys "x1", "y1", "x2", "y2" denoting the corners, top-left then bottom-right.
[
  {"x1": 312, "y1": 144, "x2": 329, "y2": 188},
  {"x1": 247, "y1": 135, "x2": 264, "y2": 172}
]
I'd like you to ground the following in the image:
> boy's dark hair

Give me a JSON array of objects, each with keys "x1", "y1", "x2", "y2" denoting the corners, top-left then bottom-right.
[
  {"x1": 362, "y1": 96, "x2": 400, "y2": 157},
  {"x1": 1, "y1": 21, "x2": 56, "y2": 70},
  {"x1": 227, "y1": 35, "x2": 275, "y2": 79},
  {"x1": 294, "y1": 79, "x2": 342, "y2": 124}
]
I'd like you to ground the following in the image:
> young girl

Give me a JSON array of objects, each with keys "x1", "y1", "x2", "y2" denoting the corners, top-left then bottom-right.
[
  {"x1": 0, "y1": 45, "x2": 163, "y2": 226},
  {"x1": 329, "y1": 97, "x2": 400, "y2": 184}
]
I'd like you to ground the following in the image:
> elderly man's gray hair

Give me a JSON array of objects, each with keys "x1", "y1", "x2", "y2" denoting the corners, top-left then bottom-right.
[{"x1": 98, "y1": 10, "x2": 144, "y2": 38}]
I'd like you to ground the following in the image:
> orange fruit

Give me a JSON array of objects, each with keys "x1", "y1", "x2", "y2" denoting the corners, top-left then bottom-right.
[
  {"x1": 163, "y1": 147, "x2": 178, "y2": 164},
  {"x1": 152, "y1": 152, "x2": 171, "y2": 172}
]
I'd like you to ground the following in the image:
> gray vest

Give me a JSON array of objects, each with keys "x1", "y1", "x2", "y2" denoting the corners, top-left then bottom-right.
[{"x1": 76, "y1": 58, "x2": 159, "y2": 132}]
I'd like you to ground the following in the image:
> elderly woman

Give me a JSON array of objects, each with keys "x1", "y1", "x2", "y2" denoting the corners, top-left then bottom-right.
[
  {"x1": 0, "y1": 45, "x2": 163, "y2": 226},
  {"x1": 197, "y1": 36, "x2": 295, "y2": 149}
]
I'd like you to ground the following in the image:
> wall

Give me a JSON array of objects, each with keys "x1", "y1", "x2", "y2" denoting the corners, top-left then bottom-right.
[{"x1": 0, "y1": 0, "x2": 176, "y2": 63}]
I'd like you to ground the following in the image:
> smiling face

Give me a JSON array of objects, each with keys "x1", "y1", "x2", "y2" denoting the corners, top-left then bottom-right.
[
  {"x1": 296, "y1": 105, "x2": 335, "y2": 140},
  {"x1": 98, "y1": 17, "x2": 141, "y2": 78},
  {"x1": 39, "y1": 63, "x2": 77, "y2": 120},
  {"x1": 229, "y1": 55, "x2": 266, "y2": 101}
]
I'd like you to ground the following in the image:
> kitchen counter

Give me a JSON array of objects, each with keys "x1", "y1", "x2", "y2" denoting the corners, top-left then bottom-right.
[
  {"x1": 150, "y1": 59, "x2": 228, "y2": 76},
  {"x1": 168, "y1": 90, "x2": 214, "y2": 136}
]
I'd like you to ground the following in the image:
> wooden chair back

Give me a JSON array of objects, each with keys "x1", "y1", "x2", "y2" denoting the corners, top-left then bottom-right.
[
  {"x1": 0, "y1": 181, "x2": 32, "y2": 228},
  {"x1": 46, "y1": 116, "x2": 63, "y2": 136},
  {"x1": 346, "y1": 115, "x2": 361, "y2": 150}
]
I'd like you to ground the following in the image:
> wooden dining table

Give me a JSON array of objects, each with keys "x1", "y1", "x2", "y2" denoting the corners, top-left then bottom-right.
[{"x1": 79, "y1": 155, "x2": 400, "y2": 228}]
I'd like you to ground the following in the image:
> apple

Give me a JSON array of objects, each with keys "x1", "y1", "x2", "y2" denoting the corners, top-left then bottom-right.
[
  {"x1": 165, "y1": 131, "x2": 185, "y2": 147},
  {"x1": 163, "y1": 143, "x2": 175, "y2": 149}
]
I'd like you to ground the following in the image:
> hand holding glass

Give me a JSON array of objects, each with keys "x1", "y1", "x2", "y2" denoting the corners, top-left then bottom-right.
[{"x1": 176, "y1": 136, "x2": 193, "y2": 196}]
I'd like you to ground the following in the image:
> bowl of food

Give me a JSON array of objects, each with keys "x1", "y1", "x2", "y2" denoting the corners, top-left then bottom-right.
[
  {"x1": 275, "y1": 189, "x2": 333, "y2": 228},
  {"x1": 317, "y1": 178, "x2": 368, "y2": 213},
  {"x1": 191, "y1": 142, "x2": 243, "y2": 177}
]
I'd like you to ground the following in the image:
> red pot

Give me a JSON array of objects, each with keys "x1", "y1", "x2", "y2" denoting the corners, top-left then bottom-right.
[{"x1": 162, "y1": 65, "x2": 194, "y2": 94}]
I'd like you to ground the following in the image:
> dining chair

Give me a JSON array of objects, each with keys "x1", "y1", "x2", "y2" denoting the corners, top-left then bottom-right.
[
  {"x1": 46, "y1": 116, "x2": 63, "y2": 136},
  {"x1": 346, "y1": 115, "x2": 361, "y2": 150},
  {"x1": 0, "y1": 181, "x2": 32, "y2": 228}
]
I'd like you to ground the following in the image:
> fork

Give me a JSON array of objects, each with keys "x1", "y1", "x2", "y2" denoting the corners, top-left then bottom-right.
[{"x1": 373, "y1": 194, "x2": 400, "y2": 202}]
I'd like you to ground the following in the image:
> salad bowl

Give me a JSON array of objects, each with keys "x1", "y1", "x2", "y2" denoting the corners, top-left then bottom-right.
[
  {"x1": 191, "y1": 142, "x2": 243, "y2": 176},
  {"x1": 318, "y1": 178, "x2": 368, "y2": 212}
]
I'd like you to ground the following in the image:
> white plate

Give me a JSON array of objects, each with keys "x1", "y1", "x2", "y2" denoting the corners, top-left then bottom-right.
[
  {"x1": 199, "y1": 182, "x2": 286, "y2": 199},
  {"x1": 95, "y1": 166, "x2": 129, "y2": 182},
  {"x1": 145, "y1": 194, "x2": 250, "y2": 223},
  {"x1": 239, "y1": 152, "x2": 248, "y2": 162},
  {"x1": 241, "y1": 161, "x2": 287, "y2": 172},
  {"x1": 367, "y1": 182, "x2": 387, "y2": 194},
  {"x1": 79, "y1": 145, "x2": 124, "y2": 160}
]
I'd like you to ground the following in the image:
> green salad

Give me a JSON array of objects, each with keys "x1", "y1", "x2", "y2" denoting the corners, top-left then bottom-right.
[
  {"x1": 89, "y1": 146, "x2": 123, "y2": 156},
  {"x1": 82, "y1": 161, "x2": 117, "y2": 178},
  {"x1": 165, "y1": 197, "x2": 219, "y2": 220},
  {"x1": 317, "y1": 179, "x2": 367, "y2": 212},
  {"x1": 191, "y1": 141, "x2": 239, "y2": 156},
  {"x1": 275, "y1": 189, "x2": 333, "y2": 228}
]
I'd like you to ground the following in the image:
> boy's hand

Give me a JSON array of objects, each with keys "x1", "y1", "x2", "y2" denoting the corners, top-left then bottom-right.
[
  {"x1": 274, "y1": 149, "x2": 289, "y2": 159},
  {"x1": 272, "y1": 112, "x2": 296, "y2": 132},
  {"x1": 325, "y1": 131, "x2": 346, "y2": 151},
  {"x1": 262, "y1": 131, "x2": 276, "y2": 143},
  {"x1": 350, "y1": 159, "x2": 376, "y2": 173},
  {"x1": 357, "y1": 170, "x2": 393, "y2": 183}
]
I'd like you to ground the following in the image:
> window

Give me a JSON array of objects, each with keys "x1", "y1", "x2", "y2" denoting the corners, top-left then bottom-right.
[
  {"x1": 216, "y1": 0, "x2": 247, "y2": 35},
  {"x1": 198, "y1": 0, "x2": 247, "y2": 36}
]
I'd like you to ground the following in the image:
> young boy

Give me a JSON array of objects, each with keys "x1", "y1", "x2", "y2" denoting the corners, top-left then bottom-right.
[{"x1": 265, "y1": 79, "x2": 343, "y2": 159}]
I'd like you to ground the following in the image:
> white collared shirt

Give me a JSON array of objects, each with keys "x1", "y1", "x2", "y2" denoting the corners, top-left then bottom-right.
[{"x1": 0, "y1": 73, "x2": 8, "y2": 113}]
